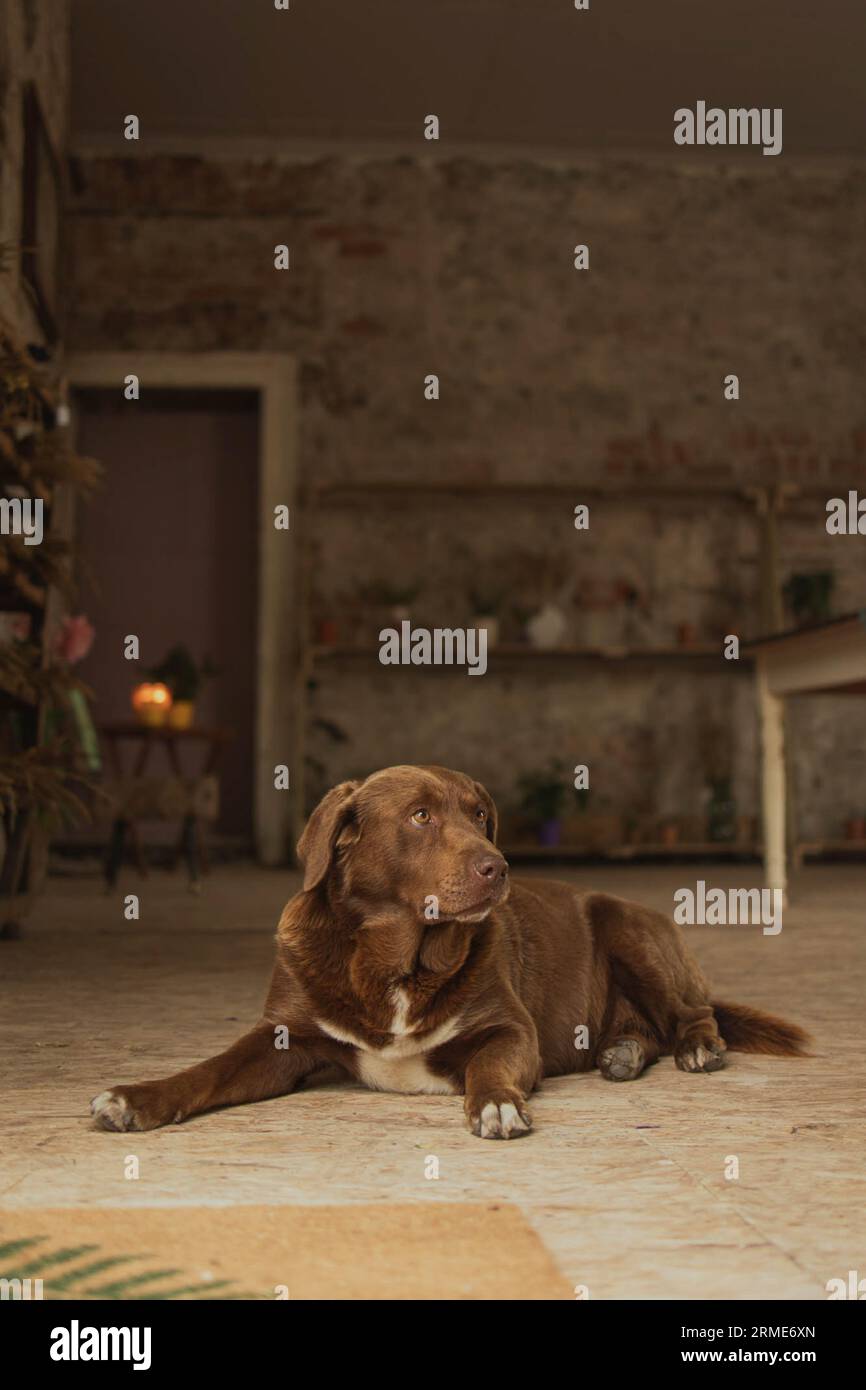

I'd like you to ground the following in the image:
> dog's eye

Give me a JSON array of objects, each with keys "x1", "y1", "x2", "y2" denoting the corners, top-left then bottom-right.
[
  {"x1": 411, "y1": 808, "x2": 431, "y2": 825},
  {"x1": 475, "y1": 808, "x2": 487, "y2": 823}
]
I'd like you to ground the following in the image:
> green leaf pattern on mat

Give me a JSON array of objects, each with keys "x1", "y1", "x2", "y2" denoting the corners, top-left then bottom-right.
[{"x1": 0, "y1": 1234, "x2": 262, "y2": 1299}]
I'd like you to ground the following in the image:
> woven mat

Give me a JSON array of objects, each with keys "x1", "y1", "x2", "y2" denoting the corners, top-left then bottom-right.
[{"x1": 0, "y1": 1202, "x2": 571, "y2": 1300}]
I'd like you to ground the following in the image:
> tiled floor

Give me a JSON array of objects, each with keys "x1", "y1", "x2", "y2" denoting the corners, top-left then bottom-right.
[{"x1": 3, "y1": 861, "x2": 863, "y2": 1299}]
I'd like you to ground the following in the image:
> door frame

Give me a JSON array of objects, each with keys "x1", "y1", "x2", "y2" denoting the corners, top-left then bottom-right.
[{"x1": 65, "y1": 351, "x2": 298, "y2": 866}]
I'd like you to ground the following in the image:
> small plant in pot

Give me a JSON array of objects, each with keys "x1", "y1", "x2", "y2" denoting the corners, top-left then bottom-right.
[
  {"x1": 363, "y1": 580, "x2": 424, "y2": 626},
  {"x1": 698, "y1": 713, "x2": 737, "y2": 843},
  {"x1": 706, "y1": 775, "x2": 737, "y2": 843},
  {"x1": 783, "y1": 571, "x2": 835, "y2": 628},
  {"x1": 517, "y1": 760, "x2": 572, "y2": 847},
  {"x1": 149, "y1": 646, "x2": 217, "y2": 730},
  {"x1": 468, "y1": 585, "x2": 505, "y2": 649}
]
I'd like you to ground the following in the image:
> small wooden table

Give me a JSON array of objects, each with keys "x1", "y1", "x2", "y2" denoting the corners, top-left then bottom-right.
[
  {"x1": 99, "y1": 722, "x2": 233, "y2": 889},
  {"x1": 745, "y1": 613, "x2": 866, "y2": 897}
]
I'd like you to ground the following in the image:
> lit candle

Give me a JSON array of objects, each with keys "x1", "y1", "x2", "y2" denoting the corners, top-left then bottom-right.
[{"x1": 131, "y1": 682, "x2": 173, "y2": 727}]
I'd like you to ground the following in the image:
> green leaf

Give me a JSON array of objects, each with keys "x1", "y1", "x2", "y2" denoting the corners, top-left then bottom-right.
[
  {"x1": 0, "y1": 1237, "x2": 45, "y2": 1261},
  {"x1": 0, "y1": 1232, "x2": 258, "y2": 1300},
  {"x1": 83, "y1": 1268, "x2": 181, "y2": 1298},
  {"x1": 13, "y1": 1244, "x2": 99, "y2": 1276}
]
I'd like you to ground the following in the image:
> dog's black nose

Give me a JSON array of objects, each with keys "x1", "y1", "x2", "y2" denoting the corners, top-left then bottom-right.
[{"x1": 474, "y1": 854, "x2": 507, "y2": 882}]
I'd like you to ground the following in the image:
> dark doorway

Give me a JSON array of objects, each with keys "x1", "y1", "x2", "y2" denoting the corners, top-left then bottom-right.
[{"x1": 74, "y1": 388, "x2": 260, "y2": 844}]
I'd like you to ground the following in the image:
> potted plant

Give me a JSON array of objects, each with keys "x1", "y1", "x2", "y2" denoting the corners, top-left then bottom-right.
[
  {"x1": 517, "y1": 761, "x2": 571, "y2": 847},
  {"x1": 783, "y1": 571, "x2": 835, "y2": 627},
  {"x1": 706, "y1": 776, "x2": 737, "y2": 843},
  {"x1": 468, "y1": 585, "x2": 505, "y2": 649},
  {"x1": 561, "y1": 783, "x2": 592, "y2": 846},
  {"x1": 384, "y1": 583, "x2": 423, "y2": 625},
  {"x1": 660, "y1": 820, "x2": 680, "y2": 847},
  {"x1": 362, "y1": 579, "x2": 424, "y2": 629},
  {"x1": 521, "y1": 552, "x2": 571, "y2": 650},
  {"x1": 149, "y1": 646, "x2": 217, "y2": 730},
  {"x1": 698, "y1": 714, "x2": 737, "y2": 843}
]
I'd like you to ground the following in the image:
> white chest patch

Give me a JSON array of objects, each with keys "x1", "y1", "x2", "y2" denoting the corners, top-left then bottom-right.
[
  {"x1": 316, "y1": 988, "x2": 462, "y2": 1095},
  {"x1": 358, "y1": 1052, "x2": 458, "y2": 1095}
]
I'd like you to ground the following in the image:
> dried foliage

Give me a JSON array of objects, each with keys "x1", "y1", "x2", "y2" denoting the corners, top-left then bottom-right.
[
  {"x1": 0, "y1": 639, "x2": 91, "y2": 706},
  {"x1": 1, "y1": 311, "x2": 102, "y2": 844},
  {"x1": 0, "y1": 745, "x2": 94, "y2": 827}
]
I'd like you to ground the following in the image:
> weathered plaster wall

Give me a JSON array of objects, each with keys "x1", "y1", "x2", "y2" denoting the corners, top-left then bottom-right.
[
  {"x1": 0, "y1": 0, "x2": 70, "y2": 338},
  {"x1": 65, "y1": 151, "x2": 866, "y2": 838}
]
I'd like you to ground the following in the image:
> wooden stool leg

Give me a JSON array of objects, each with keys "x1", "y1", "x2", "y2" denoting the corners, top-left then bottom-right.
[
  {"x1": 170, "y1": 817, "x2": 186, "y2": 871},
  {"x1": 180, "y1": 813, "x2": 200, "y2": 889},
  {"x1": 128, "y1": 819, "x2": 149, "y2": 877},
  {"x1": 105, "y1": 817, "x2": 128, "y2": 888},
  {"x1": 193, "y1": 817, "x2": 210, "y2": 876}
]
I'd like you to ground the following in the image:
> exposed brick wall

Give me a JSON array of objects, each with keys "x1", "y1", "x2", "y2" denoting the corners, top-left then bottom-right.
[
  {"x1": 66, "y1": 151, "x2": 866, "y2": 838},
  {"x1": 0, "y1": 0, "x2": 70, "y2": 339},
  {"x1": 67, "y1": 154, "x2": 866, "y2": 482}
]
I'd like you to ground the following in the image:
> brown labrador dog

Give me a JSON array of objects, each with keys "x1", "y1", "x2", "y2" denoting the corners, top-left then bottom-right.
[{"x1": 91, "y1": 765, "x2": 809, "y2": 1139}]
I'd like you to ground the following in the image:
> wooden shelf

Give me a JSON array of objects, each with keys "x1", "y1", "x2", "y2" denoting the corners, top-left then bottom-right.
[
  {"x1": 306, "y1": 480, "x2": 757, "y2": 504},
  {"x1": 794, "y1": 840, "x2": 866, "y2": 862},
  {"x1": 290, "y1": 471, "x2": 823, "y2": 857},
  {"x1": 309, "y1": 643, "x2": 753, "y2": 671},
  {"x1": 305, "y1": 479, "x2": 842, "y2": 508},
  {"x1": 99, "y1": 722, "x2": 233, "y2": 741},
  {"x1": 504, "y1": 841, "x2": 760, "y2": 862},
  {"x1": 608, "y1": 841, "x2": 760, "y2": 860}
]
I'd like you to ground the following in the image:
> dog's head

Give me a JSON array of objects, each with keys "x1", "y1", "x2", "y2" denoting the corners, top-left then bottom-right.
[{"x1": 297, "y1": 765, "x2": 509, "y2": 924}]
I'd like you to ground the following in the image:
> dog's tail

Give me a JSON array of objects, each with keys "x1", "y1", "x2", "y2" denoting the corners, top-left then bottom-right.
[{"x1": 712, "y1": 1000, "x2": 812, "y2": 1056}]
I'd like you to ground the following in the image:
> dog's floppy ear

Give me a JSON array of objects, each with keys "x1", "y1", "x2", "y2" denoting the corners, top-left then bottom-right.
[
  {"x1": 472, "y1": 778, "x2": 499, "y2": 844},
  {"x1": 296, "y1": 780, "x2": 361, "y2": 892}
]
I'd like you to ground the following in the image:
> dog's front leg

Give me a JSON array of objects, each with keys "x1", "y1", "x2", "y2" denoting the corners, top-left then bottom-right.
[
  {"x1": 463, "y1": 1023, "x2": 540, "y2": 1140},
  {"x1": 91, "y1": 1025, "x2": 324, "y2": 1132}
]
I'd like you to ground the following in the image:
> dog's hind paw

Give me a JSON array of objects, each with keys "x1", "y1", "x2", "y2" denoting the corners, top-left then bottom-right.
[
  {"x1": 598, "y1": 1038, "x2": 646, "y2": 1081},
  {"x1": 675, "y1": 1040, "x2": 727, "y2": 1073}
]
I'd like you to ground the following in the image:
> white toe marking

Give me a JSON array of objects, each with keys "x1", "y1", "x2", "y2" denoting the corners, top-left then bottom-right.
[
  {"x1": 91, "y1": 1089, "x2": 131, "y2": 1130},
  {"x1": 479, "y1": 1102, "x2": 501, "y2": 1138},
  {"x1": 498, "y1": 1102, "x2": 530, "y2": 1136},
  {"x1": 478, "y1": 1100, "x2": 530, "y2": 1139}
]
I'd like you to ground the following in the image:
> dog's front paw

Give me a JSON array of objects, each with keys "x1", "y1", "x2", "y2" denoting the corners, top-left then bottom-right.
[
  {"x1": 91, "y1": 1089, "x2": 140, "y2": 1131},
  {"x1": 467, "y1": 1097, "x2": 532, "y2": 1140},
  {"x1": 90, "y1": 1085, "x2": 178, "y2": 1132}
]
